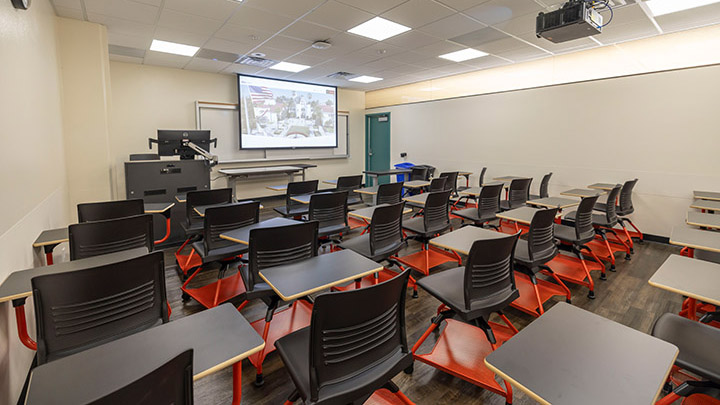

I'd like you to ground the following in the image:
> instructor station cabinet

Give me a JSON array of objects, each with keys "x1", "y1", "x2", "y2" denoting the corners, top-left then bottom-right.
[{"x1": 125, "y1": 130, "x2": 218, "y2": 245}]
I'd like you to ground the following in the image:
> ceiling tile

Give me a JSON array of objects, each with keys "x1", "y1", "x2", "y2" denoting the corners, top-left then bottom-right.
[
  {"x1": 262, "y1": 35, "x2": 312, "y2": 54},
  {"x1": 655, "y1": 3, "x2": 720, "y2": 34},
  {"x1": 334, "y1": 0, "x2": 408, "y2": 15},
  {"x1": 154, "y1": 27, "x2": 210, "y2": 47},
  {"x1": 184, "y1": 58, "x2": 232, "y2": 73},
  {"x1": 55, "y1": 6, "x2": 84, "y2": 19},
  {"x1": 110, "y1": 54, "x2": 144, "y2": 64},
  {"x1": 85, "y1": 0, "x2": 159, "y2": 25},
  {"x1": 494, "y1": 44, "x2": 549, "y2": 61},
  {"x1": 464, "y1": 0, "x2": 543, "y2": 26},
  {"x1": 157, "y1": 9, "x2": 224, "y2": 36},
  {"x1": 284, "y1": 52, "x2": 332, "y2": 66},
  {"x1": 435, "y1": 0, "x2": 492, "y2": 11},
  {"x1": 418, "y1": 13, "x2": 487, "y2": 39},
  {"x1": 87, "y1": 13, "x2": 155, "y2": 38},
  {"x1": 459, "y1": 54, "x2": 509, "y2": 68},
  {"x1": 107, "y1": 31, "x2": 153, "y2": 49},
  {"x1": 281, "y1": 21, "x2": 341, "y2": 42},
  {"x1": 223, "y1": 63, "x2": 263, "y2": 75},
  {"x1": 382, "y1": 30, "x2": 441, "y2": 50},
  {"x1": 241, "y1": 0, "x2": 327, "y2": 19},
  {"x1": 491, "y1": 11, "x2": 538, "y2": 36},
  {"x1": 196, "y1": 48, "x2": 240, "y2": 63},
  {"x1": 204, "y1": 38, "x2": 256, "y2": 55},
  {"x1": 130, "y1": 0, "x2": 162, "y2": 6},
  {"x1": 213, "y1": 24, "x2": 274, "y2": 45},
  {"x1": 250, "y1": 68, "x2": 294, "y2": 79},
  {"x1": 303, "y1": 32, "x2": 375, "y2": 58},
  {"x1": 143, "y1": 51, "x2": 192, "y2": 69},
  {"x1": 304, "y1": 1, "x2": 375, "y2": 31},
  {"x1": 51, "y1": 0, "x2": 81, "y2": 10},
  {"x1": 475, "y1": 36, "x2": 527, "y2": 53},
  {"x1": 410, "y1": 57, "x2": 456, "y2": 68},
  {"x1": 228, "y1": 5, "x2": 295, "y2": 32},
  {"x1": 389, "y1": 51, "x2": 429, "y2": 64},
  {"x1": 595, "y1": 20, "x2": 657, "y2": 45},
  {"x1": 414, "y1": 40, "x2": 466, "y2": 56},
  {"x1": 109, "y1": 44, "x2": 146, "y2": 58},
  {"x1": 381, "y1": 0, "x2": 456, "y2": 28},
  {"x1": 163, "y1": 0, "x2": 241, "y2": 21},
  {"x1": 450, "y1": 26, "x2": 510, "y2": 47},
  {"x1": 358, "y1": 57, "x2": 406, "y2": 72}
]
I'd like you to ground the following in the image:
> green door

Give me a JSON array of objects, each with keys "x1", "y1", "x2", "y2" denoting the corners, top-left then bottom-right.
[{"x1": 365, "y1": 113, "x2": 391, "y2": 185}]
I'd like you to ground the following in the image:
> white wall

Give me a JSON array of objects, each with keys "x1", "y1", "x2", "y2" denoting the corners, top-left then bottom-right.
[
  {"x1": 0, "y1": 1, "x2": 70, "y2": 403},
  {"x1": 368, "y1": 64, "x2": 720, "y2": 238},
  {"x1": 108, "y1": 62, "x2": 366, "y2": 200}
]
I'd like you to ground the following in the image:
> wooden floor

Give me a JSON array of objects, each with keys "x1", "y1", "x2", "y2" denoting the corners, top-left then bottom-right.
[{"x1": 164, "y1": 199, "x2": 684, "y2": 404}]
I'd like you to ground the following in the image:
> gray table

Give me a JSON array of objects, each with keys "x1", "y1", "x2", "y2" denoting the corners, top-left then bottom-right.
[
  {"x1": 526, "y1": 197, "x2": 580, "y2": 210},
  {"x1": 588, "y1": 183, "x2": 616, "y2": 191},
  {"x1": 691, "y1": 199, "x2": 720, "y2": 212},
  {"x1": 496, "y1": 207, "x2": 544, "y2": 225},
  {"x1": 430, "y1": 226, "x2": 505, "y2": 255},
  {"x1": 560, "y1": 188, "x2": 603, "y2": 198},
  {"x1": 354, "y1": 185, "x2": 379, "y2": 195},
  {"x1": 348, "y1": 204, "x2": 412, "y2": 221},
  {"x1": 649, "y1": 254, "x2": 720, "y2": 307},
  {"x1": 363, "y1": 169, "x2": 411, "y2": 186},
  {"x1": 403, "y1": 193, "x2": 429, "y2": 206},
  {"x1": 25, "y1": 303, "x2": 265, "y2": 405},
  {"x1": 458, "y1": 182, "x2": 507, "y2": 197},
  {"x1": 219, "y1": 217, "x2": 300, "y2": 245},
  {"x1": 266, "y1": 184, "x2": 288, "y2": 192},
  {"x1": 687, "y1": 211, "x2": 720, "y2": 230},
  {"x1": 220, "y1": 164, "x2": 316, "y2": 196},
  {"x1": 485, "y1": 302, "x2": 678, "y2": 405},
  {"x1": 404, "y1": 180, "x2": 431, "y2": 188},
  {"x1": 322, "y1": 179, "x2": 338, "y2": 185},
  {"x1": 670, "y1": 225, "x2": 720, "y2": 253},
  {"x1": 259, "y1": 249, "x2": 383, "y2": 301},
  {"x1": 694, "y1": 191, "x2": 720, "y2": 201}
]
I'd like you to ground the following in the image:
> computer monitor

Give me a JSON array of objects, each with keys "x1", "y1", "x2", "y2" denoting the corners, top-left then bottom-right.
[{"x1": 154, "y1": 130, "x2": 213, "y2": 160}]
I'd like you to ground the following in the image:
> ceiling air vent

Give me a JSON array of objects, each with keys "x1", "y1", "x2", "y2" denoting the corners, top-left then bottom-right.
[
  {"x1": 327, "y1": 72, "x2": 355, "y2": 80},
  {"x1": 236, "y1": 55, "x2": 276, "y2": 68}
]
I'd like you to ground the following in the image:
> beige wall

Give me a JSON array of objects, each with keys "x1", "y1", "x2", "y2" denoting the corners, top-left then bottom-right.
[
  {"x1": 0, "y1": 1, "x2": 69, "y2": 403},
  {"x1": 108, "y1": 61, "x2": 366, "y2": 199}
]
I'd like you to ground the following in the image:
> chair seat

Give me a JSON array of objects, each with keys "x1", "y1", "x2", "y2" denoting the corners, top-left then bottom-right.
[
  {"x1": 553, "y1": 223, "x2": 582, "y2": 244},
  {"x1": 499, "y1": 200, "x2": 525, "y2": 211},
  {"x1": 347, "y1": 195, "x2": 364, "y2": 206},
  {"x1": 564, "y1": 211, "x2": 615, "y2": 228},
  {"x1": 529, "y1": 194, "x2": 542, "y2": 200},
  {"x1": 318, "y1": 223, "x2": 350, "y2": 239},
  {"x1": 513, "y1": 239, "x2": 557, "y2": 270},
  {"x1": 417, "y1": 266, "x2": 519, "y2": 322},
  {"x1": 238, "y1": 266, "x2": 274, "y2": 301},
  {"x1": 275, "y1": 327, "x2": 412, "y2": 405},
  {"x1": 453, "y1": 208, "x2": 497, "y2": 224},
  {"x1": 652, "y1": 313, "x2": 720, "y2": 383},
  {"x1": 402, "y1": 217, "x2": 450, "y2": 239},
  {"x1": 181, "y1": 222, "x2": 203, "y2": 236},
  {"x1": 595, "y1": 202, "x2": 634, "y2": 216},
  {"x1": 339, "y1": 234, "x2": 402, "y2": 263},
  {"x1": 191, "y1": 241, "x2": 247, "y2": 263},
  {"x1": 274, "y1": 205, "x2": 310, "y2": 217}
]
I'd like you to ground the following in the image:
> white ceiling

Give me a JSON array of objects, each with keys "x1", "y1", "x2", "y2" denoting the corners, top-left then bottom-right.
[{"x1": 51, "y1": 0, "x2": 720, "y2": 90}]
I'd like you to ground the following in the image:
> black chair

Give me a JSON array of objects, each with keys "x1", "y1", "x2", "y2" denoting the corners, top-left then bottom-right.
[
  {"x1": 335, "y1": 175, "x2": 364, "y2": 206},
  {"x1": 410, "y1": 167, "x2": 428, "y2": 182},
  {"x1": 338, "y1": 202, "x2": 418, "y2": 297},
  {"x1": 553, "y1": 195, "x2": 606, "y2": 298},
  {"x1": 32, "y1": 251, "x2": 168, "y2": 365},
  {"x1": 529, "y1": 172, "x2": 552, "y2": 200},
  {"x1": 77, "y1": 199, "x2": 145, "y2": 223},
  {"x1": 274, "y1": 180, "x2": 319, "y2": 218},
  {"x1": 377, "y1": 182, "x2": 404, "y2": 206},
  {"x1": 511, "y1": 208, "x2": 572, "y2": 317},
  {"x1": 456, "y1": 167, "x2": 487, "y2": 207},
  {"x1": 439, "y1": 171, "x2": 459, "y2": 195},
  {"x1": 595, "y1": 178, "x2": 642, "y2": 247},
  {"x1": 92, "y1": 349, "x2": 193, "y2": 405},
  {"x1": 411, "y1": 232, "x2": 521, "y2": 404},
  {"x1": 69, "y1": 214, "x2": 153, "y2": 260},
  {"x1": 308, "y1": 191, "x2": 350, "y2": 247},
  {"x1": 276, "y1": 271, "x2": 414, "y2": 405},
  {"x1": 500, "y1": 177, "x2": 532, "y2": 211},
  {"x1": 397, "y1": 190, "x2": 459, "y2": 276},
  {"x1": 181, "y1": 201, "x2": 260, "y2": 308},
  {"x1": 453, "y1": 183, "x2": 503, "y2": 228},
  {"x1": 407, "y1": 178, "x2": 446, "y2": 211},
  {"x1": 240, "y1": 221, "x2": 319, "y2": 386}
]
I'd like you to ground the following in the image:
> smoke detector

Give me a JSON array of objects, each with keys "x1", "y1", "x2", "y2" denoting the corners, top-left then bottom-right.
[{"x1": 312, "y1": 40, "x2": 332, "y2": 50}]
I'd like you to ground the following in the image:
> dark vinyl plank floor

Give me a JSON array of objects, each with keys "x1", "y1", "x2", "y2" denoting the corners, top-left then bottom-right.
[{"x1": 162, "y1": 199, "x2": 683, "y2": 404}]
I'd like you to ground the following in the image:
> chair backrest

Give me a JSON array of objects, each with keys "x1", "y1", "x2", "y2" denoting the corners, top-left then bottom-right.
[
  {"x1": 574, "y1": 195, "x2": 600, "y2": 241},
  {"x1": 438, "y1": 171, "x2": 459, "y2": 193},
  {"x1": 507, "y1": 178, "x2": 532, "y2": 205},
  {"x1": 336, "y1": 175, "x2": 363, "y2": 199},
  {"x1": 376, "y1": 182, "x2": 404, "y2": 205},
  {"x1": 128, "y1": 153, "x2": 160, "y2": 161},
  {"x1": 69, "y1": 214, "x2": 154, "y2": 260},
  {"x1": 526, "y1": 209, "x2": 558, "y2": 263},
  {"x1": 410, "y1": 167, "x2": 428, "y2": 181},
  {"x1": 204, "y1": 202, "x2": 260, "y2": 252},
  {"x1": 370, "y1": 202, "x2": 405, "y2": 257},
  {"x1": 286, "y1": 180, "x2": 319, "y2": 207},
  {"x1": 618, "y1": 178, "x2": 638, "y2": 214},
  {"x1": 92, "y1": 349, "x2": 193, "y2": 405},
  {"x1": 77, "y1": 199, "x2": 145, "y2": 223},
  {"x1": 309, "y1": 191, "x2": 349, "y2": 230},
  {"x1": 423, "y1": 190, "x2": 452, "y2": 233},
  {"x1": 539, "y1": 172, "x2": 552, "y2": 199},
  {"x1": 32, "y1": 251, "x2": 168, "y2": 365},
  {"x1": 308, "y1": 270, "x2": 411, "y2": 403},
  {"x1": 427, "y1": 177, "x2": 447, "y2": 193},
  {"x1": 186, "y1": 189, "x2": 233, "y2": 228},
  {"x1": 247, "y1": 221, "x2": 319, "y2": 290},
  {"x1": 603, "y1": 184, "x2": 622, "y2": 225},
  {"x1": 463, "y1": 232, "x2": 520, "y2": 311},
  {"x1": 478, "y1": 167, "x2": 487, "y2": 186},
  {"x1": 477, "y1": 183, "x2": 503, "y2": 215}
]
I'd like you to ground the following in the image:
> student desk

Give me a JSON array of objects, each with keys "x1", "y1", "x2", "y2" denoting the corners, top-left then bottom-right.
[
  {"x1": 694, "y1": 191, "x2": 720, "y2": 201},
  {"x1": 670, "y1": 225, "x2": 720, "y2": 253},
  {"x1": 259, "y1": 249, "x2": 383, "y2": 301},
  {"x1": 403, "y1": 180, "x2": 431, "y2": 189},
  {"x1": 363, "y1": 169, "x2": 411, "y2": 186},
  {"x1": 354, "y1": 185, "x2": 379, "y2": 195},
  {"x1": 687, "y1": 211, "x2": 720, "y2": 230},
  {"x1": 403, "y1": 193, "x2": 430, "y2": 206},
  {"x1": 458, "y1": 171, "x2": 472, "y2": 187},
  {"x1": 32, "y1": 202, "x2": 174, "y2": 265},
  {"x1": 649, "y1": 254, "x2": 720, "y2": 321},
  {"x1": 220, "y1": 165, "x2": 316, "y2": 194},
  {"x1": 588, "y1": 183, "x2": 616, "y2": 191},
  {"x1": 485, "y1": 302, "x2": 678, "y2": 405},
  {"x1": 430, "y1": 226, "x2": 505, "y2": 256},
  {"x1": 193, "y1": 202, "x2": 263, "y2": 217},
  {"x1": 219, "y1": 218, "x2": 300, "y2": 245},
  {"x1": 322, "y1": 179, "x2": 337, "y2": 185},
  {"x1": 526, "y1": 197, "x2": 579, "y2": 210},
  {"x1": 560, "y1": 188, "x2": 603, "y2": 198},
  {"x1": 266, "y1": 184, "x2": 288, "y2": 192},
  {"x1": 457, "y1": 182, "x2": 507, "y2": 197},
  {"x1": 493, "y1": 176, "x2": 527, "y2": 182},
  {"x1": 0, "y1": 248, "x2": 148, "y2": 350},
  {"x1": 25, "y1": 303, "x2": 264, "y2": 405},
  {"x1": 691, "y1": 199, "x2": 720, "y2": 212},
  {"x1": 496, "y1": 207, "x2": 545, "y2": 225}
]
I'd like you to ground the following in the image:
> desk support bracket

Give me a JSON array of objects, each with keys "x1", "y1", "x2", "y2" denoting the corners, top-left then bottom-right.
[{"x1": 12, "y1": 298, "x2": 37, "y2": 351}]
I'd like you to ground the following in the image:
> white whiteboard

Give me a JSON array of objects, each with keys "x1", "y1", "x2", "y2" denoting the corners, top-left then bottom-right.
[{"x1": 196, "y1": 101, "x2": 348, "y2": 163}]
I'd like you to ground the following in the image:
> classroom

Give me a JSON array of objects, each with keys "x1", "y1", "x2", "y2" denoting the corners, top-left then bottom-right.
[{"x1": 2, "y1": 0, "x2": 720, "y2": 403}]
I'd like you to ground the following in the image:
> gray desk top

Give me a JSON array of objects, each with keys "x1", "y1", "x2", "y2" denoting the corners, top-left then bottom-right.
[
  {"x1": 175, "y1": 193, "x2": 187, "y2": 203},
  {"x1": 560, "y1": 188, "x2": 603, "y2": 198},
  {"x1": 458, "y1": 171, "x2": 472, "y2": 176},
  {"x1": 32, "y1": 227, "x2": 69, "y2": 247},
  {"x1": 694, "y1": 191, "x2": 720, "y2": 201},
  {"x1": 289, "y1": 194, "x2": 313, "y2": 204},
  {"x1": 485, "y1": 302, "x2": 678, "y2": 405},
  {"x1": 670, "y1": 225, "x2": 720, "y2": 253},
  {"x1": 496, "y1": 207, "x2": 543, "y2": 225},
  {"x1": 493, "y1": 176, "x2": 527, "y2": 181},
  {"x1": 25, "y1": 303, "x2": 265, "y2": 405},
  {"x1": 691, "y1": 199, "x2": 720, "y2": 211},
  {"x1": 219, "y1": 166, "x2": 303, "y2": 176},
  {"x1": 363, "y1": 169, "x2": 411, "y2": 176},
  {"x1": 404, "y1": 180, "x2": 431, "y2": 188},
  {"x1": 588, "y1": 183, "x2": 616, "y2": 190},
  {"x1": 429, "y1": 226, "x2": 505, "y2": 255},
  {"x1": 322, "y1": 179, "x2": 338, "y2": 185},
  {"x1": 259, "y1": 250, "x2": 383, "y2": 301},
  {"x1": 348, "y1": 204, "x2": 411, "y2": 221},
  {"x1": 0, "y1": 248, "x2": 149, "y2": 303},
  {"x1": 526, "y1": 197, "x2": 580, "y2": 209},
  {"x1": 355, "y1": 186, "x2": 379, "y2": 195},
  {"x1": 459, "y1": 186, "x2": 482, "y2": 196},
  {"x1": 143, "y1": 202, "x2": 175, "y2": 214},
  {"x1": 649, "y1": 254, "x2": 720, "y2": 306},
  {"x1": 687, "y1": 211, "x2": 720, "y2": 229},
  {"x1": 403, "y1": 193, "x2": 429, "y2": 205},
  {"x1": 266, "y1": 184, "x2": 288, "y2": 191},
  {"x1": 219, "y1": 217, "x2": 300, "y2": 245}
]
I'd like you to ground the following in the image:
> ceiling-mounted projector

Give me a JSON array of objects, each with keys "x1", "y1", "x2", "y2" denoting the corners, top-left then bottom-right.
[{"x1": 536, "y1": 0, "x2": 604, "y2": 43}]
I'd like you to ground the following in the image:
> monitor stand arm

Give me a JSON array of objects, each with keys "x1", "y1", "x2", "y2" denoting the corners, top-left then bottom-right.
[{"x1": 185, "y1": 140, "x2": 218, "y2": 167}]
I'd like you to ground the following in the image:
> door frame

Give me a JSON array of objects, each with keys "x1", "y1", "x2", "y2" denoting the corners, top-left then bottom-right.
[{"x1": 365, "y1": 112, "x2": 391, "y2": 185}]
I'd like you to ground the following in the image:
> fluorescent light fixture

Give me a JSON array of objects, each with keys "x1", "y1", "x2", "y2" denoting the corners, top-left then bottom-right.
[
  {"x1": 150, "y1": 39, "x2": 199, "y2": 57},
  {"x1": 646, "y1": 0, "x2": 720, "y2": 16},
  {"x1": 439, "y1": 48, "x2": 488, "y2": 62},
  {"x1": 349, "y1": 75, "x2": 383, "y2": 83},
  {"x1": 269, "y1": 61, "x2": 310, "y2": 72},
  {"x1": 348, "y1": 17, "x2": 411, "y2": 41}
]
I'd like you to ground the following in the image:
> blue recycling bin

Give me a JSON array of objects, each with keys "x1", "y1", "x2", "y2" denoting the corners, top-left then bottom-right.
[{"x1": 393, "y1": 162, "x2": 415, "y2": 182}]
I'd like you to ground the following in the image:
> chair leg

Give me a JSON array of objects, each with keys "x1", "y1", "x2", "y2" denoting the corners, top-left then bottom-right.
[
  {"x1": 284, "y1": 390, "x2": 301, "y2": 404},
  {"x1": 411, "y1": 309, "x2": 451, "y2": 355},
  {"x1": 575, "y1": 248, "x2": 596, "y2": 299},
  {"x1": 529, "y1": 274, "x2": 544, "y2": 316},
  {"x1": 541, "y1": 265, "x2": 572, "y2": 304},
  {"x1": 254, "y1": 299, "x2": 279, "y2": 387},
  {"x1": 598, "y1": 230, "x2": 616, "y2": 270},
  {"x1": 381, "y1": 381, "x2": 415, "y2": 405}
]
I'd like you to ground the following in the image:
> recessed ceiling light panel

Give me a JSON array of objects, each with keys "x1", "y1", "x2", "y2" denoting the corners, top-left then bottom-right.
[
  {"x1": 349, "y1": 75, "x2": 383, "y2": 83},
  {"x1": 150, "y1": 39, "x2": 199, "y2": 57},
  {"x1": 438, "y1": 48, "x2": 488, "y2": 62},
  {"x1": 348, "y1": 17, "x2": 411, "y2": 41},
  {"x1": 269, "y1": 61, "x2": 310, "y2": 72},
  {"x1": 646, "y1": 0, "x2": 720, "y2": 16}
]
